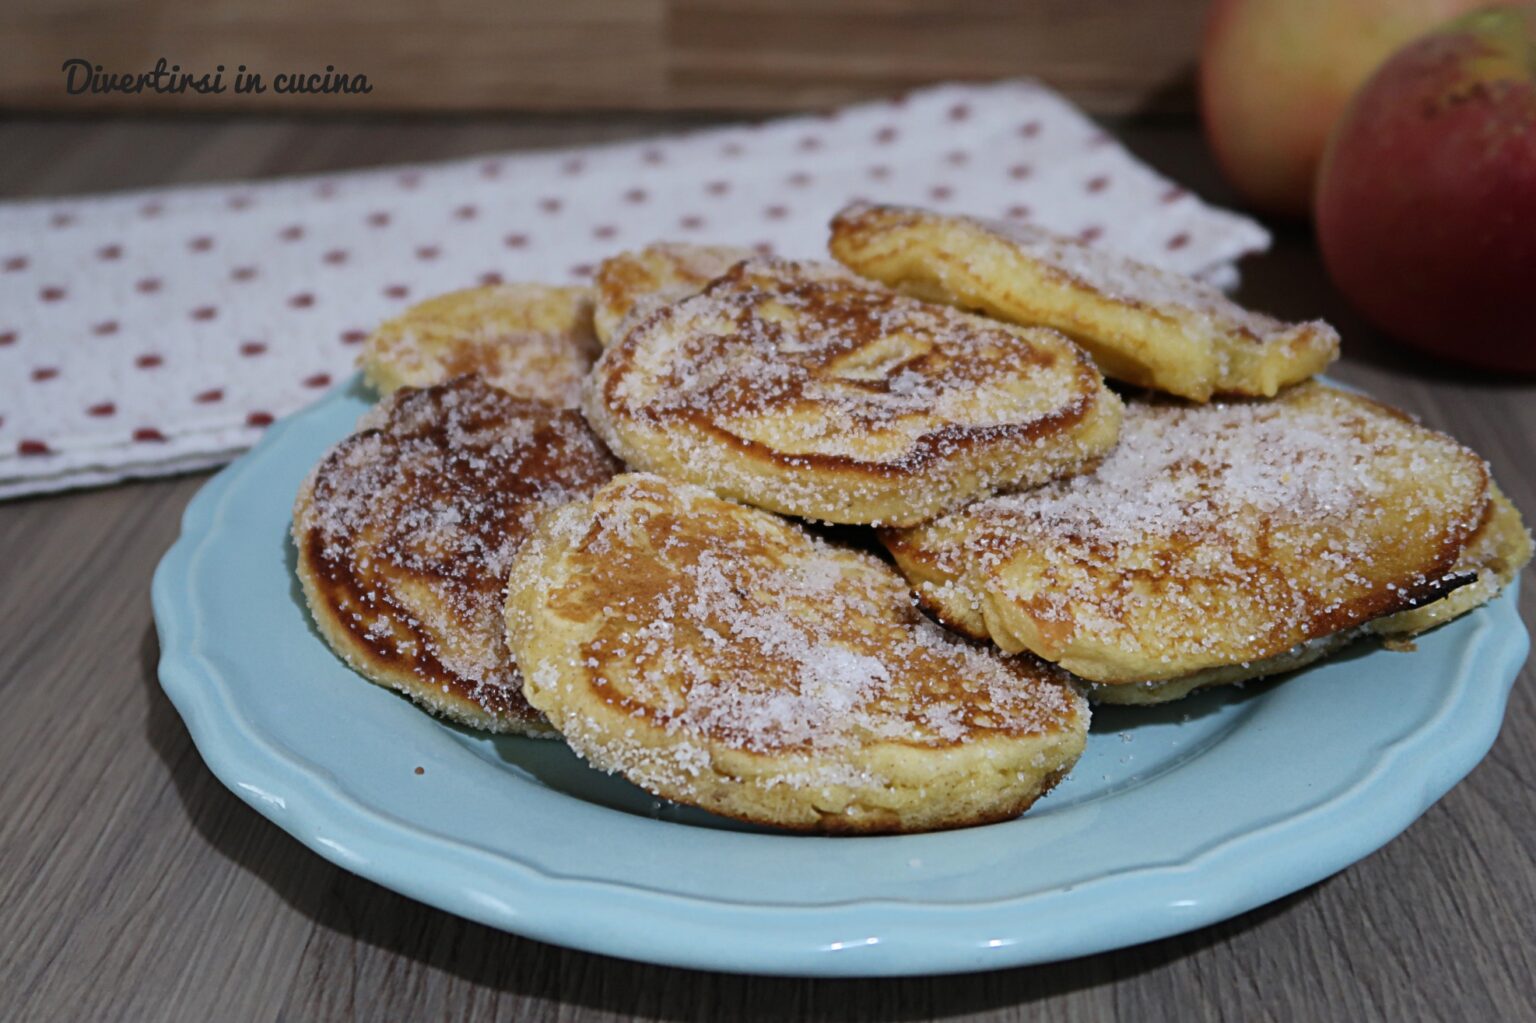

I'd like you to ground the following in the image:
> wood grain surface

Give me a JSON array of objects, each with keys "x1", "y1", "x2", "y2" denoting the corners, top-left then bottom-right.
[
  {"x1": 1, "y1": 115, "x2": 1533, "y2": 1023},
  {"x1": 0, "y1": 0, "x2": 1202, "y2": 115}
]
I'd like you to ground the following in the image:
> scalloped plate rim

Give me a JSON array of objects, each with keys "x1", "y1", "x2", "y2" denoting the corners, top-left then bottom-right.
[{"x1": 152, "y1": 377, "x2": 1530, "y2": 976}]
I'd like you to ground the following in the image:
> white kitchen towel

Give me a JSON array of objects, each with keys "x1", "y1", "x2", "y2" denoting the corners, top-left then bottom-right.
[{"x1": 0, "y1": 80, "x2": 1269, "y2": 500}]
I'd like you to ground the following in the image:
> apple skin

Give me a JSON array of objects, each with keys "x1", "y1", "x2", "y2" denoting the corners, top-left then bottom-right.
[
  {"x1": 1200, "y1": 0, "x2": 1482, "y2": 217},
  {"x1": 1315, "y1": 6, "x2": 1536, "y2": 373}
]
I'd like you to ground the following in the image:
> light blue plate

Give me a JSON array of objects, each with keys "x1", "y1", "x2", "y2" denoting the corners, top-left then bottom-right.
[{"x1": 153, "y1": 377, "x2": 1529, "y2": 977}]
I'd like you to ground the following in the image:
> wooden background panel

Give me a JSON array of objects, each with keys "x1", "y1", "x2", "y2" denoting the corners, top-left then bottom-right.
[
  {"x1": 1, "y1": 0, "x2": 671, "y2": 112},
  {"x1": 668, "y1": 0, "x2": 1204, "y2": 114},
  {"x1": 0, "y1": 0, "x2": 1205, "y2": 114}
]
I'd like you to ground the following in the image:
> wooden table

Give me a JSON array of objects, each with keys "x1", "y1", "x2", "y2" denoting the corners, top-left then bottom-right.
[{"x1": 2, "y1": 116, "x2": 1532, "y2": 1022}]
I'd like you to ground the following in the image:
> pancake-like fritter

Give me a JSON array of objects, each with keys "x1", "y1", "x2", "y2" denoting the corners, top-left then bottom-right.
[
  {"x1": 883, "y1": 383, "x2": 1496, "y2": 697},
  {"x1": 593, "y1": 243, "x2": 755, "y2": 346},
  {"x1": 829, "y1": 203, "x2": 1339, "y2": 401},
  {"x1": 1083, "y1": 485, "x2": 1531, "y2": 704},
  {"x1": 293, "y1": 375, "x2": 622, "y2": 734},
  {"x1": 1370, "y1": 483, "x2": 1530, "y2": 638},
  {"x1": 361, "y1": 284, "x2": 599, "y2": 406},
  {"x1": 583, "y1": 257, "x2": 1123, "y2": 527},
  {"x1": 504, "y1": 473, "x2": 1088, "y2": 833}
]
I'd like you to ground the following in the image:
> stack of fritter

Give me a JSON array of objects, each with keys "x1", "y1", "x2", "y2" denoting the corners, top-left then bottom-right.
[{"x1": 292, "y1": 207, "x2": 1529, "y2": 834}]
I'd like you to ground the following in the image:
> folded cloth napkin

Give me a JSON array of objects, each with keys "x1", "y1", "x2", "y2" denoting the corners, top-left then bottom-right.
[{"x1": 0, "y1": 80, "x2": 1269, "y2": 500}]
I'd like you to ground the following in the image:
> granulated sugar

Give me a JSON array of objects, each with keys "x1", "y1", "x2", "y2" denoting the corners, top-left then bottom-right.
[
  {"x1": 295, "y1": 375, "x2": 621, "y2": 719},
  {"x1": 890, "y1": 385, "x2": 1490, "y2": 678},
  {"x1": 524, "y1": 475, "x2": 1083, "y2": 792},
  {"x1": 583, "y1": 258, "x2": 1117, "y2": 523}
]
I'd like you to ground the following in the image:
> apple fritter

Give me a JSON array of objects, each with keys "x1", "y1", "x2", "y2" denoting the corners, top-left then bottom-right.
[
  {"x1": 294, "y1": 375, "x2": 622, "y2": 734},
  {"x1": 583, "y1": 257, "x2": 1122, "y2": 526},
  {"x1": 883, "y1": 383, "x2": 1509, "y2": 701},
  {"x1": 593, "y1": 243, "x2": 755, "y2": 346},
  {"x1": 504, "y1": 473, "x2": 1089, "y2": 833},
  {"x1": 830, "y1": 202, "x2": 1339, "y2": 401},
  {"x1": 361, "y1": 284, "x2": 599, "y2": 407}
]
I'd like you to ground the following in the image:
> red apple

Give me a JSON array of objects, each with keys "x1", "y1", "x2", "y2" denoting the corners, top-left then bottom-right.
[
  {"x1": 1200, "y1": 0, "x2": 1482, "y2": 217},
  {"x1": 1316, "y1": 6, "x2": 1536, "y2": 373}
]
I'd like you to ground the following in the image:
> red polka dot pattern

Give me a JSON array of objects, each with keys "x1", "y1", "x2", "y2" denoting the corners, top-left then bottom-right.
[{"x1": 0, "y1": 81, "x2": 1268, "y2": 496}]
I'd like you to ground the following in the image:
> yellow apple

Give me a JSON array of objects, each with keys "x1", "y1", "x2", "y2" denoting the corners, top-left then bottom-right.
[{"x1": 1200, "y1": 0, "x2": 1482, "y2": 216}]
